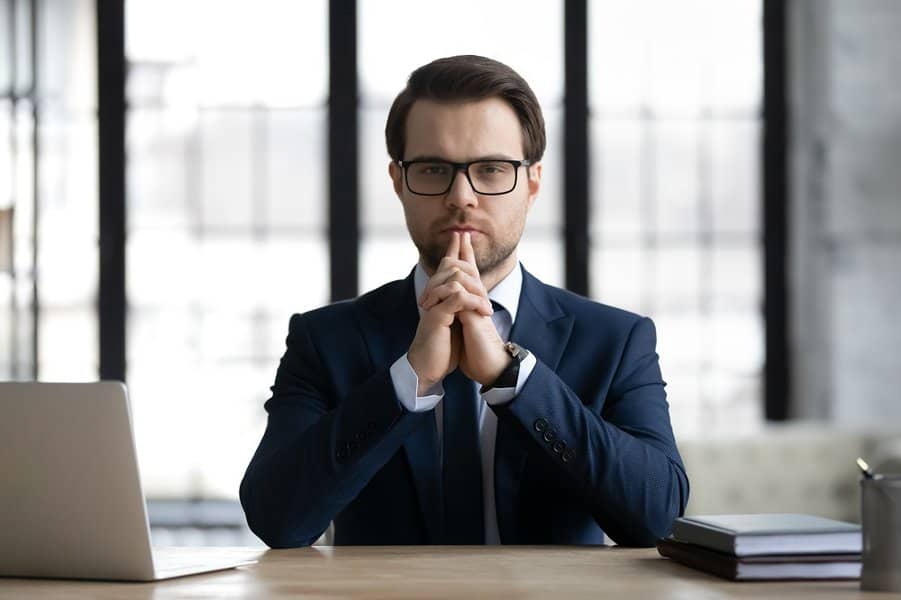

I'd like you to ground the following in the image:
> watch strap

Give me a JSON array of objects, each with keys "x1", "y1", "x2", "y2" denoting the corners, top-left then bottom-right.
[{"x1": 480, "y1": 342, "x2": 530, "y2": 394}]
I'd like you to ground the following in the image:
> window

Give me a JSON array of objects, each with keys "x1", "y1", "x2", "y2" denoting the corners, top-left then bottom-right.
[
  {"x1": 1, "y1": 0, "x2": 98, "y2": 382},
  {"x1": 589, "y1": 0, "x2": 764, "y2": 436},
  {"x1": 125, "y1": 0, "x2": 329, "y2": 498}
]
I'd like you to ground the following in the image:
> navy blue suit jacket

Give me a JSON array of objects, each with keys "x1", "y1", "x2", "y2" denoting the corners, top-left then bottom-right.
[{"x1": 240, "y1": 267, "x2": 689, "y2": 547}]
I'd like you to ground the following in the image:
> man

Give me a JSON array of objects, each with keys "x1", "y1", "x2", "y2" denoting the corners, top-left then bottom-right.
[{"x1": 241, "y1": 55, "x2": 689, "y2": 547}]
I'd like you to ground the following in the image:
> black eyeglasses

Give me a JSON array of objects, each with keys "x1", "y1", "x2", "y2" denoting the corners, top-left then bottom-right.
[{"x1": 397, "y1": 159, "x2": 532, "y2": 196}]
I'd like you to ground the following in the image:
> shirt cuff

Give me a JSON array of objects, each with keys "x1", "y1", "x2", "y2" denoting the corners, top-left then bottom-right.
[
  {"x1": 482, "y1": 351, "x2": 537, "y2": 406},
  {"x1": 389, "y1": 353, "x2": 444, "y2": 412}
]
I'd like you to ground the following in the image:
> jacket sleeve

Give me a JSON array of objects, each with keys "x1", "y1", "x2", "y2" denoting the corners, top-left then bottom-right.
[
  {"x1": 491, "y1": 316, "x2": 689, "y2": 547},
  {"x1": 239, "y1": 313, "x2": 421, "y2": 548}
]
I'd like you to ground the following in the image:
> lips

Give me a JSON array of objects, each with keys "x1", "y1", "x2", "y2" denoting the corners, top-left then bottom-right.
[{"x1": 439, "y1": 221, "x2": 485, "y2": 234}]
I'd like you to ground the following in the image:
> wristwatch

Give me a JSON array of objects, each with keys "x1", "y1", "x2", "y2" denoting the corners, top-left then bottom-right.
[{"x1": 480, "y1": 342, "x2": 530, "y2": 394}]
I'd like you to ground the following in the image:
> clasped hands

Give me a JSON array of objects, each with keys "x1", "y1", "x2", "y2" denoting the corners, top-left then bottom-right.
[{"x1": 407, "y1": 232, "x2": 511, "y2": 396}]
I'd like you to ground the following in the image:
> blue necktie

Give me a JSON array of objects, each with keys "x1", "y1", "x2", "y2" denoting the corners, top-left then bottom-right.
[{"x1": 442, "y1": 368, "x2": 484, "y2": 544}]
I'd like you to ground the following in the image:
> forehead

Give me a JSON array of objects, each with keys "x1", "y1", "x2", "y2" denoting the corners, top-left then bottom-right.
[{"x1": 403, "y1": 97, "x2": 524, "y2": 161}]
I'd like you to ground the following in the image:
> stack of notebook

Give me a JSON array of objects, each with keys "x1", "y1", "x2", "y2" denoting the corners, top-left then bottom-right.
[{"x1": 657, "y1": 514, "x2": 862, "y2": 581}]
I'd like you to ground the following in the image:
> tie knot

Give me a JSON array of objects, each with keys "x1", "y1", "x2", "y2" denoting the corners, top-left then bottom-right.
[{"x1": 490, "y1": 300, "x2": 505, "y2": 313}]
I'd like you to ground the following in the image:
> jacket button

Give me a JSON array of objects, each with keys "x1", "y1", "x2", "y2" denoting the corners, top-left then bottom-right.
[
  {"x1": 542, "y1": 429, "x2": 557, "y2": 443},
  {"x1": 348, "y1": 440, "x2": 359, "y2": 453},
  {"x1": 336, "y1": 444, "x2": 349, "y2": 462},
  {"x1": 562, "y1": 448, "x2": 575, "y2": 463},
  {"x1": 354, "y1": 431, "x2": 367, "y2": 442},
  {"x1": 552, "y1": 440, "x2": 566, "y2": 454},
  {"x1": 533, "y1": 418, "x2": 548, "y2": 433},
  {"x1": 367, "y1": 421, "x2": 377, "y2": 431}
]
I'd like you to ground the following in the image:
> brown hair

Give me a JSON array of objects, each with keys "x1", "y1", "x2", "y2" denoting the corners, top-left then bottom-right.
[{"x1": 385, "y1": 55, "x2": 546, "y2": 163}]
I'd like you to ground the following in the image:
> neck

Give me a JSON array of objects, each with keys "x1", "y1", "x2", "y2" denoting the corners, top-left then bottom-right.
[{"x1": 480, "y1": 254, "x2": 518, "y2": 292}]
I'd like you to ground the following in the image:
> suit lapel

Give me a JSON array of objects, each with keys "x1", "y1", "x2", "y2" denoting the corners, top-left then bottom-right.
[
  {"x1": 509, "y1": 269, "x2": 573, "y2": 372},
  {"x1": 495, "y1": 267, "x2": 574, "y2": 543},
  {"x1": 356, "y1": 271, "x2": 443, "y2": 543},
  {"x1": 356, "y1": 270, "x2": 420, "y2": 371}
]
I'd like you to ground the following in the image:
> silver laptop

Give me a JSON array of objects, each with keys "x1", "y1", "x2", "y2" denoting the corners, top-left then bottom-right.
[{"x1": 0, "y1": 381, "x2": 259, "y2": 581}]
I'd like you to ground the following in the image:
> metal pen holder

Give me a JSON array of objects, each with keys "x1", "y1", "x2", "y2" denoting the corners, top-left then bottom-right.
[{"x1": 861, "y1": 475, "x2": 901, "y2": 592}]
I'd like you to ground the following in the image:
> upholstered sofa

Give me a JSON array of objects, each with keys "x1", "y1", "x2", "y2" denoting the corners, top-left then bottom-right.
[{"x1": 678, "y1": 423, "x2": 901, "y2": 523}]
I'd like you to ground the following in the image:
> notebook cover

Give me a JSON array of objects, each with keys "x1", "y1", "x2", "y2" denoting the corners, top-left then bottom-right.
[
  {"x1": 656, "y1": 537, "x2": 861, "y2": 581},
  {"x1": 670, "y1": 514, "x2": 861, "y2": 556}
]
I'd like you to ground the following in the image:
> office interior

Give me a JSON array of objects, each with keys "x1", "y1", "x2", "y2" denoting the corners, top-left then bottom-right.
[{"x1": 1, "y1": 0, "x2": 899, "y2": 547}]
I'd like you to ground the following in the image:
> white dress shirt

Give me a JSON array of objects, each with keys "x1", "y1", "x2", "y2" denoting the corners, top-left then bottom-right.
[{"x1": 389, "y1": 262, "x2": 537, "y2": 544}]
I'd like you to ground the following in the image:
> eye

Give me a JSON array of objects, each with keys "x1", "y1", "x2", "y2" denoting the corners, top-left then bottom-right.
[
  {"x1": 476, "y1": 161, "x2": 510, "y2": 175},
  {"x1": 417, "y1": 163, "x2": 450, "y2": 176}
]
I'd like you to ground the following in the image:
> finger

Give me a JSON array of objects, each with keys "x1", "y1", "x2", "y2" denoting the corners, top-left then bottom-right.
[
  {"x1": 421, "y1": 274, "x2": 490, "y2": 313},
  {"x1": 433, "y1": 257, "x2": 480, "y2": 283},
  {"x1": 423, "y1": 292, "x2": 493, "y2": 316},
  {"x1": 419, "y1": 260, "x2": 484, "y2": 304},
  {"x1": 426, "y1": 281, "x2": 480, "y2": 307},
  {"x1": 423, "y1": 266, "x2": 487, "y2": 299},
  {"x1": 418, "y1": 264, "x2": 458, "y2": 306},
  {"x1": 427, "y1": 281, "x2": 487, "y2": 312},
  {"x1": 422, "y1": 282, "x2": 493, "y2": 316},
  {"x1": 432, "y1": 288, "x2": 489, "y2": 317},
  {"x1": 460, "y1": 231, "x2": 478, "y2": 270},
  {"x1": 444, "y1": 231, "x2": 461, "y2": 259},
  {"x1": 419, "y1": 267, "x2": 488, "y2": 306}
]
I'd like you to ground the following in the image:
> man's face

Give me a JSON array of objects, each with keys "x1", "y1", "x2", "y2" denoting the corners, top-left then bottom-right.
[{"x1": 389, "y1": 97, "x2": 542, "y2": 276}]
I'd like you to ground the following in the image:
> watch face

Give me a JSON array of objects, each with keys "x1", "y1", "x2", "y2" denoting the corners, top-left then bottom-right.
[{"x1": 507, "y1": 342, "x2": 527, "y2": 360}]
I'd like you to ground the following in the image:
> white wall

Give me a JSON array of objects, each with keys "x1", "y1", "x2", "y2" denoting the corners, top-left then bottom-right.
[{"x1": 790, "y1": 0, "x2": 901, "y2": 425}]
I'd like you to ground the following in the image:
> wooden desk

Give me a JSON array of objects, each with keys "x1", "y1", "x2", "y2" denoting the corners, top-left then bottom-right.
[{"x1": 0, "y1": 546, "x2": 884, "y2": 599}]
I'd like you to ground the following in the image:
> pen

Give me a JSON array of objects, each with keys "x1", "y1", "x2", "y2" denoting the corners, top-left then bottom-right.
[{"x1": 857, "y1": 457, "x2": 876, "y2": 479}]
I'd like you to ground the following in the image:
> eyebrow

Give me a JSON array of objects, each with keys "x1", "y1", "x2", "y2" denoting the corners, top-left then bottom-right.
[{"x1": 405, "y1": 154, "x2": 519, "y2": 162}]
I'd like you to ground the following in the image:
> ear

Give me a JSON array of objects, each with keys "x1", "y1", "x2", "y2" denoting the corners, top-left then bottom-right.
[
  {"x1": 526, "y1": 161, "x2": 542, "y2": 210},
  {"x1": 389, "y1": 161, "x2": 403, "y2": 198}
]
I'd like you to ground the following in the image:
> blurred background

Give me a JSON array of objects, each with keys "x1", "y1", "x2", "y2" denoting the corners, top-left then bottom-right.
[{"x1": 1, "y1": 0, "x2": 899, "y2": 546}]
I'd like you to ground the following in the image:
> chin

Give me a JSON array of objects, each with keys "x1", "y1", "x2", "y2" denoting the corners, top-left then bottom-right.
[{"x1": 476, "y1": 248, "x2": 517, "y2": 275}]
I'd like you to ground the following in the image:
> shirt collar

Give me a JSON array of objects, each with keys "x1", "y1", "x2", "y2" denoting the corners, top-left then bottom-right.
[{"x1": 413, "y1": 260, "x2": 522, "y2": 324}]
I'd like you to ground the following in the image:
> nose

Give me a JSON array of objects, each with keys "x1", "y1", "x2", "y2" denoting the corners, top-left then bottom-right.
[{"x1": 444, "y1": 167, "x2": 479, "y2": 211}]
